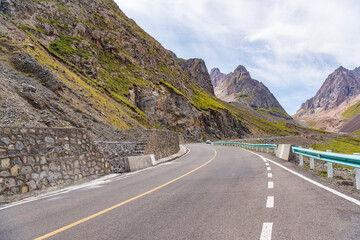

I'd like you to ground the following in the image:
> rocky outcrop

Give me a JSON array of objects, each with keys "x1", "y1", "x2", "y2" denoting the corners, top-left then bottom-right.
[
  {"x1": 177, "y1": 58, "x2": 215, "y2": 95},
  {"x1": 11, "y1": 52, "x2": 61, "y2": 91},
  {"x1": 0, "y1": 0, "x2": 298, "y2": 141},
  {"x1": 210, "y1": 68, "x2": 226, "y2": 88},
  {"x1": 210, "y1": 66, "x2": 287, "y2": 115},
  {"x1": 296, "y1": 66, "x2": 360, "y2": 117}
]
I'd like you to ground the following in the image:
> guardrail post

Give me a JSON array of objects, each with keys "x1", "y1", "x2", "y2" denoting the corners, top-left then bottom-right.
[
  {"x1": 354, "y1": 153, "x2": 360, "y2": 190},
  {"x1": 327, "y1": 150, "x2": 333, "y2": 178},
  {"x1": 267, "y1": 148, "x2": 269, "y2": 153},
  {"x1": 299, "y1": 146, "x2": 303, "y2": 166},
  {"x1": 309, "y1": 148, "x2": 315, "y2": 169}
]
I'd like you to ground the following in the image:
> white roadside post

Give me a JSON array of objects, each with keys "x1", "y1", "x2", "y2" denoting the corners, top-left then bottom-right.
[
  {"x1": 354, "y1": 153, "x2": 360, "y2": 190},
  {"x1": 309, "y1": 147, "x2": 315, "y2": 169},
  {"x1": 267, "y1": 148, "x2": 269, "y2": 153},
  {"x1": 299, "y1": 146, "x2": 303, "y2": 166},
  {"x1": 327, "y1": 150, "x2": 333, "y2": 178}
]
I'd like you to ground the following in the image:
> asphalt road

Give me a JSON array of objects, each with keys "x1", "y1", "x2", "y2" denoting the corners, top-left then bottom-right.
[{"x1": 1, "y1": 144, "x2": 360, "y2": 239}]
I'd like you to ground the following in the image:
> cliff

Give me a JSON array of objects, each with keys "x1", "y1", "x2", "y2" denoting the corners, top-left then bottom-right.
[{"x1": 0, "y1": 0, "x2": 298, "y2": 140}]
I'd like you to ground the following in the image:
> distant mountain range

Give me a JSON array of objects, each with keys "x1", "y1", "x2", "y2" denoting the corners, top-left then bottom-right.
[
  {"x1": 294, "y1": 66, "x2": 360, "y2": 133},
  {"x1": 210, "y1": 66, "x2": 291, "y2": 120}
]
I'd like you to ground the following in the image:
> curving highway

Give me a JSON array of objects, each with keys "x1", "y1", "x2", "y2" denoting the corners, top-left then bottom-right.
[{"x1": 1, "y1": 144, "x2": 360, "y2": 239}]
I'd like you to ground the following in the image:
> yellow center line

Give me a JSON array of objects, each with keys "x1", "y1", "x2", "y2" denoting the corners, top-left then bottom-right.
[{"x1": 34, "y1": 148, "x2": 217, "y2": 240}]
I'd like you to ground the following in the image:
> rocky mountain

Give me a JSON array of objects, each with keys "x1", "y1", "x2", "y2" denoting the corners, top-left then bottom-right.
[
  {"x1": 0, "y1": 0, "x2": 300, "y2": 141},
  {"x1": 176, "y1": 58, "x2": 215, "y2": 95},
  {"x1": 210, "y1": 66, "x2": 290, "y2": 119},
  {"x1": 296, "y1": 66, "x2": 360, "y2": 116},
  {"x1": 294, "y1": 66, "x2": 360, "y2": 132}
]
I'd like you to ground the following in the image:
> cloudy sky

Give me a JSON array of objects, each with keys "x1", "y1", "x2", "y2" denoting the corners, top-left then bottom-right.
[{"x1": 114, "y1": 0, "x2": 360, "y2": 115}]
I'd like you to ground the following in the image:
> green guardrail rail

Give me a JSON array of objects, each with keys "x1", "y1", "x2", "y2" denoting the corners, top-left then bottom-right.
[
  {"x1": 292, "y1": 146, "x2": 360, "y2": 169},
  {"x1": 213, "y1": 142, "x2": 277, "y2": 149}
]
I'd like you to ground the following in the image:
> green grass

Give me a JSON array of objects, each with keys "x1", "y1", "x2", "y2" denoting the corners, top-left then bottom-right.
[
  {"x1": 258, "y1": 107, "x2": 291, "y2": 119},
  {"x1": 342, "y1": 101, "x2": 360, "y2": 119},
  {"x1": 50, "y1": 35, "x2": 91, "y2": 58},
  {"x1": 310, "y1": 137, "x2": 360, "y2": 154}
]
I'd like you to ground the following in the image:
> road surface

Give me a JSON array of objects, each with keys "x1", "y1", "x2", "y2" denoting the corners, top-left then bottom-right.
[{"x1": 1, "y1": 143, "x2": 360, "y2": 239}]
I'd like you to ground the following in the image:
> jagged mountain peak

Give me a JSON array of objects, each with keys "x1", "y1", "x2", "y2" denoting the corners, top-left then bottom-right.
[
  {"x1": 295, "y1": 65, "x2": 360, "y2": 119},
  {"x1": 234, "y1": 65, "x2": 249, "y2": 73},
  {"x1": 210, "y1": 67, "x2": 221, "y2": 77},
  {"x1": 335, "y1": 66, "x2": 348, "y2": 71},
  {"x1": 210, "y1": 65, "x2": 289, "y2": 119},
  {"x1": 176, "y1": 58, "x2": 215, "y2": 95}
]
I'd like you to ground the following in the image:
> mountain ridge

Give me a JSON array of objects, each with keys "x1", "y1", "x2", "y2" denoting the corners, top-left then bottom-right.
[
  {"x1": 210, "y1": 66, "x2": 290, "y2": 120},
  {"x1": 294, "y1": 65, "x2": 360, "y2": 133}
]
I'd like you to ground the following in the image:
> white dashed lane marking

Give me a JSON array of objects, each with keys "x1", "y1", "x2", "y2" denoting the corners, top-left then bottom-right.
[
  {"x1": 268, "y1": 181, "x2": 274, "y2": 189},
  {"x1": 268, "y1": 173, "x2": 272, "y2": 178},
  {"x1": 266, "y1": 196, "x2": 274, "y2": 208},
  {"x1": 267, "y1": 167, "x2": 271, "y2": 171},
  {"x1": 260, "y1": 222, "x2": 273, "y2": 240}
]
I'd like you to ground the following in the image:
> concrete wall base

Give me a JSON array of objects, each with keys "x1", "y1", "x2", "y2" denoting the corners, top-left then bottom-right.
[
  {"x1": 276, "y1": 144, "x2": 295, "y2": 161},
  {"x1": 124, "y1": 155, "x2": 155, "y2": 172}
]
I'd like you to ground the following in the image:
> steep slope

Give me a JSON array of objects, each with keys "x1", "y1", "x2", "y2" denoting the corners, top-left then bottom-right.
[
  {"x1": 294, "y1": 66, "x2": 360, "y2": 132},
  {"x1": 0, "y1": 0, "x2": 300, "y2": 140},
  {"x1": 210, "y1": 66, "x2": 290, "y2": 119},
  {"x1": 176, "y1": 58, "x2": 215, "y2": 95},
  {"x1": 296, "y1": 66, "x2": 360, "y2": 117}
]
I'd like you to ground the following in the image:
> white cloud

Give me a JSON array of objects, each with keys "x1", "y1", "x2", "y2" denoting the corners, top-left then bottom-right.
[{"x1": 115, "y1": 0, "x2": 360, "y2": 114}]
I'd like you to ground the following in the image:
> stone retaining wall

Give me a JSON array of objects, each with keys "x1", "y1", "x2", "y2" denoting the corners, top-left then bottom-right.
[
  {"x1": 113, "y1": 129, "x2": 181, "y2": 160},
  {"x1": 95, "y1": 142, "x2": 144, "y2": 173},
  {"x1": 0, "y1": 127, "x2": 111, "y2": 200},
  {"x1": 143, "y1": 130, "x2": 180, "y2": 160}
]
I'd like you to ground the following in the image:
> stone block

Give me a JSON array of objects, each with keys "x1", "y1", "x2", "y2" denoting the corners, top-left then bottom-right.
[
  {"x1": 124, "y1": 155, "x2": 155, "y2": 172},
  {"x1": 27, "y1": 180, "x2": 36, "y2": 190},
  {"x1": 21, "y1": 186, "x2": 29, "y2": 193},
  {"x1": 20, "y1": 166, "x2": 32, "y2": 174},
  {"x1": 10, "y1": 165, "x2": 19, "y2": 175},
  {"x1": 1, "y1": 158, "x2": 10, "y2": 169},
  {"x1": 40, "y1": 156, "x2": 46, "y2": 164},
  {"x1": 15, "y1": 141, "x2": 24, "y2": 150},
  {"x1": 0, "y1": 170, "x2": 10, "y2": 177},
  {"x1": 5, "y1": 178, "x2": 16, "y2": 187}
]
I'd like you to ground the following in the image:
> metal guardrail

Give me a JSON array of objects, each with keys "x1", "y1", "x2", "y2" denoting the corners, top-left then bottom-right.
[
  {"x1": 292, "y1": 147, "x2": 360, "y2": 168},
  {"x1": 292, "y1": 146, "x2": 360, "y2": 189},
  {"x1": 213, "y1": 142, "x2": 277, "y2": 153},
  {"x1": 214, "y1": 142, "x2": 360, "y2": 190}
]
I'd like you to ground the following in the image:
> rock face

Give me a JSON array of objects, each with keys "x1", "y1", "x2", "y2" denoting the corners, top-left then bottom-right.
[
  {"x1": 0, "y1": 0, "x2": 259, "y2": 141},
  {"x1": 210, "y1": 66, "x2": 288, "y2": 115},
  {"x1": 177, "y1": 58, "x2": 215, "y2": 95},
  {"x1": 296, "y1": 66, "x2": 360, "y2": 117}
]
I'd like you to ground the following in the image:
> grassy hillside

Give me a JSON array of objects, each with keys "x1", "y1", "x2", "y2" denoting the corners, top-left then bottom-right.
[
  {"x1": 342, "y1": 101, "x2": 360, "y2": 119},
  {"x1": 0, "y1": 0, "x2": 303, "y2": 139},
  {"x1": 310, "y1": 136, "x2": 360, "y2": 154}
]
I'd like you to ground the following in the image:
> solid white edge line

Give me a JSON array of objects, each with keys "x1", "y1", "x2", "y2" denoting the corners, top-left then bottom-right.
[
  {"x1": 242, "y1": 148, "x2": 360, "y2": 207},
  {"x1": 266, "y1": 196, "x2": 274, "y2": 208},
  {"x1": 260, "y1": 222, "x2": 273, "y2": 240},
  {"x1": 268, "y1": 173, "x2": 273, "y2": 178},
  {"x1": 268, "y1": 181, "x2": 274, "y2": 189}
]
